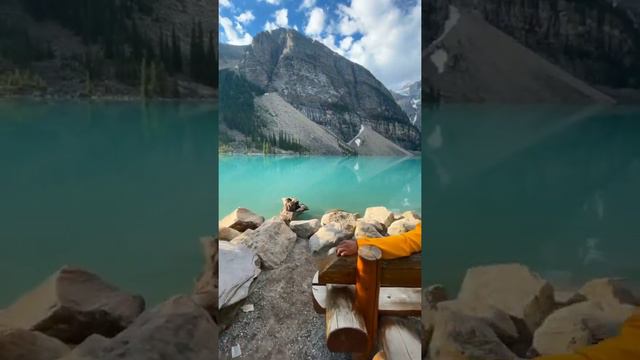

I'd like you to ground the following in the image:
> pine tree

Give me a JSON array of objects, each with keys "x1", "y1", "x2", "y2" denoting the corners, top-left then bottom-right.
[
  {"x1": 189, "y1": 21, "x2": 197, "y2": 78},
  {"x1": 149, "y1": 61, "x2": 157, "y2": 97},
  {"x1": 140, "y1": 56, "x2": 148, "y2": 98},
  {"x1": 171, "y1": 25, "x2": 182, "y2": 73}
]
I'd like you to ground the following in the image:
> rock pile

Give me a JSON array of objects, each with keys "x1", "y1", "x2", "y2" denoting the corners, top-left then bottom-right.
[
  {"x1": 0, "y1": 263, "x2": 218, "y2": 360},
  {"x1": 217, "y1": 205, "x2": 422, "y2": 321},
  {"x1": 424, "y1": 264, "x2": 639, "y2": 359}
]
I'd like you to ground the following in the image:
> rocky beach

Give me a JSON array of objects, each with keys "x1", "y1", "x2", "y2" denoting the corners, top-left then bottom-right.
[
  {"x1": 423, "y1": 264, "x2": 640, "y2": 359},
  {"x1": 0, "y1": 236, "x2": 219, "y2": 360},
  {"x1": 217, "y1": 204, "x2": 422, "y2": 359}
]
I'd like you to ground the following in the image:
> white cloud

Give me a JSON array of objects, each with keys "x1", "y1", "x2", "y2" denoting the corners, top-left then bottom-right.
[
  {"x1": 260, "y1": 0, "x2": 281, "y2": 5},
  {"x1": 339, "y1": 36, "x2": 353, "y2": 51},
  {"x1": 264, "y1": 21, "x2": 278, "y2": 31},
  {"x1": 275, "y1": 8, "x2": 289, "y2": 27},
  {"x1": 334, "y1": 0, "x2": 421, "y2": 89},
  {"x1": 220, "y1": 16, "x2": 253, "y2": 45},
  {"x1": 264, "y1": 8, "x2": 288, "y2": 32},
  {"x1": 305, "y1": 7, "x2": 325, "y2": 36},
  {"x1": 299, "y1": 0, "x2": 316, "y2": 10},
  {"x1": 236, "y1": 10, "x2": 255, "y2": 24},
  {"x1": 220, "y1": 0, "x2": 232, "y2": 8}
]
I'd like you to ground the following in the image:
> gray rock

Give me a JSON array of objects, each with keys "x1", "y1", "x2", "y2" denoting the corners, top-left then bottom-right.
[
  {"x1": 218, "y1": 227, "x2": 241, "y2": 241},
  {"x1": 533, "y1": 300, "x2": 636, "y2": 355},
  {"x1": 231, "y1": 218, "x2": 297, "y2": 269},
  {"x1": 554, "y1": 290, "x2": 587, "y2": 308},
  {"x1": 289, "y1": 219, "x2": 321, "y2": 239},
  {"x1": 320, "y1": 210, "x2": 357, "y2": 235},
  {"x1": 429, "y1": 309, "x2": 521, "y2": 360},
  {"x1": 219, "y1": 208, "x2": 264, "y2": 232},
  {"x1": 0, "y1": 327, "x2": 70, "y2": 360},
  {"x1": 458, "y1": 263, "x2": 555, "y2": 335},
  {"x1": 309, "y1": 222, "x2": 353, "y2": 253},
  {"x1": 387, "y1": 218, "x2": 420, "y2": 236},
  {"x1": 578, "y1": 278, "x2": 639, "y2": 307},
  {"x1": 192, "y1": 237, "x2": 218, "y2": 319},
  {"x1": 354, "y1": 219, "x2": 383, "y2": 239},
  {"x1": 0, "y1": 266, "x2": 145, "y2": 344},
  {"x1": 363, "y1": 206, "x2": 395, "y2": 228},
  {"x1": 60, "y1": 296, "x2": 217, "y2": 360},
  {"x1": 424, "y1": 284, "x2": 448, "y2": 309},
  {"x1": 402, "y1": 210, "x2": 422, "y2": 221},
  {"x1": 217, "y1": 241, "x2": 261, "y2": 308},
  {"x1": 437, "y1": 300, "x2": 519, "y2": 343}
]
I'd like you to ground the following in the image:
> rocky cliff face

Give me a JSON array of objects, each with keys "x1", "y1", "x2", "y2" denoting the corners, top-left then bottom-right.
[
  {"x1": 393, "y1": 80, "x2": 422, "y2": 130},
  {"x1": 479, "y1": 0, "x2": 640, "y2": 88},
  {"x1": 236, "y1": 29, "x2": 421, "y2": 151},
  {"x1": 424, "y1": 0, "x2": 640, "y2": 102}
]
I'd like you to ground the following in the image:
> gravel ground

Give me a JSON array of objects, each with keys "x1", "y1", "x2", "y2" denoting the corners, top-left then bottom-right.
[{"x1": 219, "y1": 238, "x2": 351, "y2": 360}]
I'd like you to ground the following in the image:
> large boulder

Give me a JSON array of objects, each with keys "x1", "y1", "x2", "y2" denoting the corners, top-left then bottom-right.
[
  {"x1": 0, "y1": 327, "x2": 70, "y2": 360},
  {"x1": 231, "y1": 218, "x2": 297, "y2": 269},
  {"x1": 578, "y1": 278, "x2": 639, "y2": 307},
  {"x1": 429, "y1": 309, "x2": 521, "y2": 360},
  {"x1": 60, "y1": 296, "x2": 217, "y2": 360},
  {"x1": 320, "y1": 210, "x2": 357, "y2": 234},
  {"x1": 218, "y1": 227, "x2": 241, "y2": 241},
  {"x1": 354, "y1": 219, "x2": 383, "y2": 239},
  {"x1": 363, "y1": 206, "x2": 395, "y2": 227},
  {"x1": 402, "y1": 210, "x2": 422, "y2": 221},
  {"x1": 219, "y1": 208, "x2": 264, "y2": 232},
  {"x1": 532, "y1": 300, "x2": 636, "y2": 355},
  {"x1": 458, "y1": 263, "x2": 555, "y2": 335},
  {"x1": 387, "y1": 218, "x2": 420, "y2": 236},
  {"x1": 424, "y1": 284, "x2": 449, "y2": 309},
  {"x1": 0, "y1": 266, "x2": 145, "y2": 344},
  {"x1": 436, "y1": 300, "x2": 519, "y2": 342},
  {"x1": 308, "y1": 222, "x2": 353, "y2": 253},
  {"x1": 289, "y1": 219, "x2": 321, "y2": 239},
  {"x1": 192, "y1": 237, "x2": 218, "y2": 319},
  {"x1": 217, "y1": 241, "x2": 261, "y2": 308}
]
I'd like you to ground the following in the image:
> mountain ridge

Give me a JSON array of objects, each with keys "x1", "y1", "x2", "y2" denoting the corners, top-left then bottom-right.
[
  {"x1": 424, "y1": 0, "x2": 640, "y2": 103},
  {"x1": 220, "y1": 28, "x2": 421, "y2": 155}
]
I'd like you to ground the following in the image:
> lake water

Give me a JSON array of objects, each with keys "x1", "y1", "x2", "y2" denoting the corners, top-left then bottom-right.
[
  {"x1": 0, "y1": 100, "x2": 216, "y2": 307},
  {"x1": 423, "y1": 104, "x2": 640, "y2": 294},
  {"x1": 219, "y1": 155, "x2": 421, "y2": 221}
]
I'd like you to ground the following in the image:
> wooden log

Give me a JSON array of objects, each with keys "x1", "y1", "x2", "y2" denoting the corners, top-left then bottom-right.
[
  {"x1": 279, "y1": 197, "x2": 309, "y2": 223},
  {"x1": 325, "y1": 285, "x2": 368, "y2": 352},
  {"x1": 317, "y1": 252, "x2": 420, "y2": 288},
  {"x1": 354, "y1": 245, "x2": 382, "y2": 359},
  {"x1": 312, "y1": 272, "x2": 421, "y2": 316},
  {"x1": 378, "y1": 317, "x2": 421, "y2": 360}
]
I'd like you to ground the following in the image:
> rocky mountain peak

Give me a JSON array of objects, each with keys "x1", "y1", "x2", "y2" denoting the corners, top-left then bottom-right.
[{"x1": 235, "y1": 28, "x2": 420, "y2": 150}]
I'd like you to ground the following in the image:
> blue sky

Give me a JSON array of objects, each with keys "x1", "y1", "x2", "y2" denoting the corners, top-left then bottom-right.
[{"x1": 219, "y1": 0, "x2": 421, "y2": 90}]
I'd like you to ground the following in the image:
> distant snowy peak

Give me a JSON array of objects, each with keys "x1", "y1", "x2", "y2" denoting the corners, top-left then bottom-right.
[{"x1": 393, "y1": 80, "x2": 422, "y2": 130}]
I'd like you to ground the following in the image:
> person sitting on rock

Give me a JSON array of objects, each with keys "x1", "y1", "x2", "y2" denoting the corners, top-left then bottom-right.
[
  {"x1": 336, "y1": 222, "x2": 421, "y2": 258},
  {"x1": 536, "y1": 308, "x2": 640, "y2": 360}
]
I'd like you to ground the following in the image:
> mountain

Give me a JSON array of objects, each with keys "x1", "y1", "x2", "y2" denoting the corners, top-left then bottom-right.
[
  {"x1": 347, "y1": 125, "x2": 414, "y2": 156},
  {"x1": 393, "y1": 80, "x2": 422, "y2": 130},
  {"x1": 220, "y1": 43, "x2": 247, "y2": 70},
  {"x1": 424, "y1": 0, "x2": 640, "y2": 103},
  {"x1": 0, "y1": 0, "x2": 217, "y2": 98},
  {"x1": 233, "y1": 28, "x2": 420, "y2": 151},
  {"x1": 255, "y1": 92, "x2": 350, "y2": 155}
]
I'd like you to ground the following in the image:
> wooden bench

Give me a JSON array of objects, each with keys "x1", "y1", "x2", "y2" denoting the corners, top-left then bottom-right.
[{"x1": 311, "y1": 246, "x2": 421, "y2": 359}]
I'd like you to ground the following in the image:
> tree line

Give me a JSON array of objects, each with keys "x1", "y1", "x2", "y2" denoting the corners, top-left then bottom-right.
[{"x1": 10, "y1": 0, "x2": 217, "y2": 97}]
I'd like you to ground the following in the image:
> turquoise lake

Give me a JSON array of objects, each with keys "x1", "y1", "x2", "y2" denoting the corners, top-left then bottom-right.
[
  {"x1": 423, "y1": 104, "x2": 640, "y2": 294},
  {"x1": 0, "y1": 100, "x2": 216, "y2": 307},
  {"x1": 219, "y1": 156, "x2": 422, "y2": 221}
]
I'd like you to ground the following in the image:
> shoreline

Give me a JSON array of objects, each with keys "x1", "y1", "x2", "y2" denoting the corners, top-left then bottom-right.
[{"x1": 0, "y1": 95, "x2": 217, "y2": 102}]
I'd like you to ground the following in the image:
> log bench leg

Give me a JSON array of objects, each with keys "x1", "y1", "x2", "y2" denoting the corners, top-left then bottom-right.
[{"x1": 353, "y1": 245, "x2": 382, "y2": 359}]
